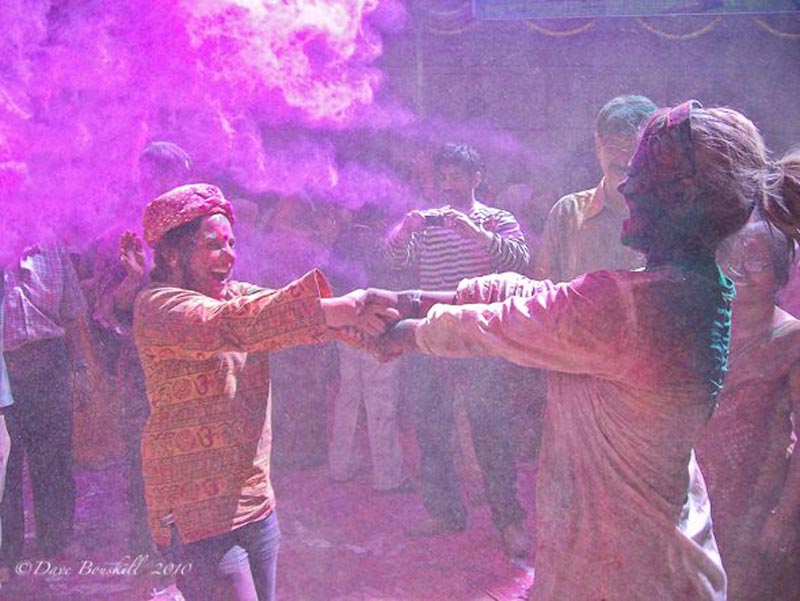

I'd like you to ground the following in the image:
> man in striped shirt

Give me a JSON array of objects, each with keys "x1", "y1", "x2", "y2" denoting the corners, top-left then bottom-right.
[{"x1": 385, "y1": 142, "x2": 531, "y2": 557}]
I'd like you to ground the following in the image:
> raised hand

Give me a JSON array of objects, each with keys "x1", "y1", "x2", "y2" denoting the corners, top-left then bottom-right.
[
  {"x1": 21, "y1": 243, "x2": 42, "y2": 260},
  {"x1": 119, "y1": 231, "x2": 145, "y2": 279},
  {"x1": 440, "y1": 209, "x2": 493, "y2": 245},
  {"x1": 400, "y1": 210, "x2": 428, "y2": 235}
]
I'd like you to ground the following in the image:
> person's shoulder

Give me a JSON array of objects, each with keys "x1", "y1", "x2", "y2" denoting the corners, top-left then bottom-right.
[
  {"x1": 540, "y1": 187, "x2": 598, "y2": 235},
  {"x1": 550, "y1": 186, "x2": 597, "y2": 215},
  {"x1": 138, "y1": 280, "x2": 177, "y2": 295},
  {"x1": 755, "y1": 308, "x2": 800, "y2": 368},
  {"x1": 618, "y1": 265, "x2": 730, "y2": 304},
  {"x1": 569, "y1": 268, "x2": 674, "y2": 312},
  {"x1": 773, "y1": 307, "x2": 800, "y2": 337},
  {"x1": 569, "y1": 268, "x2": 631, "y2": 295},
  {"x1": 227, "y1": 280, "x2": 265, "y2": 296},
  {"x1": 474, "y1": 200, "x2": 518, "y2": 221},
  {"x1": 616, "y1": 265, "x2": 684, "y2": 290},
  {"x1": 134, "y1": 282, "x2": 194, "y2": 311},
  {"x1": 551, "y1": 271, "x2": 637, "y2": 338}
]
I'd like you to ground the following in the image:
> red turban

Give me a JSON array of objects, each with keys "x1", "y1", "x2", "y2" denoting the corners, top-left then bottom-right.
[{"x1": 143, "y1": 183, "x2": 235, "y2": 248}]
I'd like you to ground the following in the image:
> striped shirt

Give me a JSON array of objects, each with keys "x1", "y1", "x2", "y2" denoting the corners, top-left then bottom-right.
[
  {"x1": 385, "y1": 201, "x2": 529, "y2": 290},
  {"x1": 2, "y1": 243, "x2": 87, "y2": 352}
]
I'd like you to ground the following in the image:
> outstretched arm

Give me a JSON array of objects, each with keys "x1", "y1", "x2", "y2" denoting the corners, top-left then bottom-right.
[
  {"x1": 353, "y1": 288, "x2": 456, "y2": 361},
  {"x1": 360, "y1": 288, "x2": 456, "y2": 320},
  {"x1": 321, "y1": 289, "x2": 399, "y2": 337},
  {"x1": 363, "y1": 272, "x2": 554, "y2": 362}
]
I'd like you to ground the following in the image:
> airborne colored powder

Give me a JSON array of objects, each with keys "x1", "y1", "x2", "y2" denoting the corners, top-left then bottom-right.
[{"x1": 0, "y1": 0, "x2": 412, "y2": 272}]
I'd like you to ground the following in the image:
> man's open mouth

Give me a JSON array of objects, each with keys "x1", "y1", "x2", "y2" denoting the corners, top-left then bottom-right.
[{"x1": 210, "y1": 268, "x2": 230, "y2": 282}]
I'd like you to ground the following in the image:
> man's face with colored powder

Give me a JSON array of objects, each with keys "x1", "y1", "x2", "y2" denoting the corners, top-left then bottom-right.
[{"x1": 186, "y1": 213, "x2": 236, "y2": 299}]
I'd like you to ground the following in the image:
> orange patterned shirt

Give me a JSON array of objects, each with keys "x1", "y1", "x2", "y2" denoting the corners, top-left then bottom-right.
[{"x1": 133, "y1": 269, "x2": 332, "y2": 545}]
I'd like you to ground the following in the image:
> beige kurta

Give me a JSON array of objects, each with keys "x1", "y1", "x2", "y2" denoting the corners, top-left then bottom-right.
[
  {"x1": 534, "y1": 183, "x2": 644, "y2": 283},
  {"x1": 416, "y1": 269, "x2": 727, "y2": 601},
  {"x1": 134, "y1": 269, "x2": 331, "y2": 546}
]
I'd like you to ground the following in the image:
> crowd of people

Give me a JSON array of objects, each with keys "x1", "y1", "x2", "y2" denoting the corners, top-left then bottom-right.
[{"x1": 1, "y1": 95, "x2": 799, "y2": 601}]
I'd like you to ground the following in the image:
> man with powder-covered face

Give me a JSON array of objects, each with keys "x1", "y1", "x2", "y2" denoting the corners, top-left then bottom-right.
[{"x1": 535, "y1": 95, "x2": 657, "y2": 282}]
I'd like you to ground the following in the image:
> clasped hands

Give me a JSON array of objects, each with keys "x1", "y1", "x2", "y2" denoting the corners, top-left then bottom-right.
[{"x1": 323, "y1": 288, "x2": 420, "y2": 362}]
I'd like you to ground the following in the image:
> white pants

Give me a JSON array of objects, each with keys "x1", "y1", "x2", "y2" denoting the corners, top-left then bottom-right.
[
  {"x1": 329, "y1": 344, "x2": 403, "y2": 490},
  {"x1": 0, "y1": 413, "x2": 9, "y2": 549}
]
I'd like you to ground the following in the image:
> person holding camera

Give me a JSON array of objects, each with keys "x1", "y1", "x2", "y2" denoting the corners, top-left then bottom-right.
[{"x1": 384, "y1": 142, "x2": 531, "y2": 557}]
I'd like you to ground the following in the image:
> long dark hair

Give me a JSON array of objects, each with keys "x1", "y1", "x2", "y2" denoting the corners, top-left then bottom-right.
[{"x1": 149, "y1": 217, "x2": 203, "y2": 283}]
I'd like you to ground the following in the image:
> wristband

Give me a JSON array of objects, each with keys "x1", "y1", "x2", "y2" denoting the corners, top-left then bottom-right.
[{"x1": 409, "y1": 290, "x2": 422, "y2": 319}]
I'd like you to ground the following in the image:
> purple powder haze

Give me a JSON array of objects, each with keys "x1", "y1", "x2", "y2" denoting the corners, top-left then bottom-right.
[
  {"x1": 0, "y1": 0, "x2": 540, "y2": 284},
  {"x1": 0, "y1": 1, "x2": 409, "y2": 263}
]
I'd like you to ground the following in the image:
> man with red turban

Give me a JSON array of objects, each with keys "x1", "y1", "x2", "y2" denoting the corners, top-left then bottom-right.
[{"x1": 134, "y1": 183, "x2": 394, "y2": 601}]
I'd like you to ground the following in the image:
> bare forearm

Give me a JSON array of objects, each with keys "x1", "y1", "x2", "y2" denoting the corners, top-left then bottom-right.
[{"x1": 112, "y1": 274, "x2": 144, "y2": 313}]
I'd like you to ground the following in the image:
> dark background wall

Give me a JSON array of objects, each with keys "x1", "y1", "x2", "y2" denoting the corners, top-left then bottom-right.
[{"x1": 379, "y1": 12, "x2": 800, "y2": 196}]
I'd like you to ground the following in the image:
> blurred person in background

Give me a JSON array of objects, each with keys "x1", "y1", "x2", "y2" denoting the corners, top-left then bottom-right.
[
  {"x1": 697, "y1": 187, "x2": 800, "y2": 601},
  {"x1": 263, "y1": 194, "x2": 340, "y2": 470},
  {"x1": 535, "y1": 94, "x2": 657, "y2": 282},
  {"x1": 1, "y1": 241, "x2": 95, "y2": 565},
  {"x1": 327, "y1": 202, "x2": 415, "y2": 493},
  {"x1": 494, "y1": 161, "x2": 557, "y2": 461},
  {"x1": 525, "y1": 94, "x2": 656, "y2": 463},
  {"x1": 138, "y1": 140, "x2": 193, "y2": 204}
]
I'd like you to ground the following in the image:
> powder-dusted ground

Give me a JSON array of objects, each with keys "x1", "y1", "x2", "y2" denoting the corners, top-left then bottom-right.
[{"x1": 1, "y1": 441, "x2": 537, "y2": 600}]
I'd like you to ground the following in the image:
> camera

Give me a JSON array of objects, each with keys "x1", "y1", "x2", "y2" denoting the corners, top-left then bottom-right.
[{"x1": 425, "y1": 214, "x2": 445, "y2": 227}]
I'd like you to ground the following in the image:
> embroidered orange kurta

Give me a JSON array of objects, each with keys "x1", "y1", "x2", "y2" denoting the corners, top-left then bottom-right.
[{"x1": 133, "y1": 269, "x2": 331, "y2": 546}]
